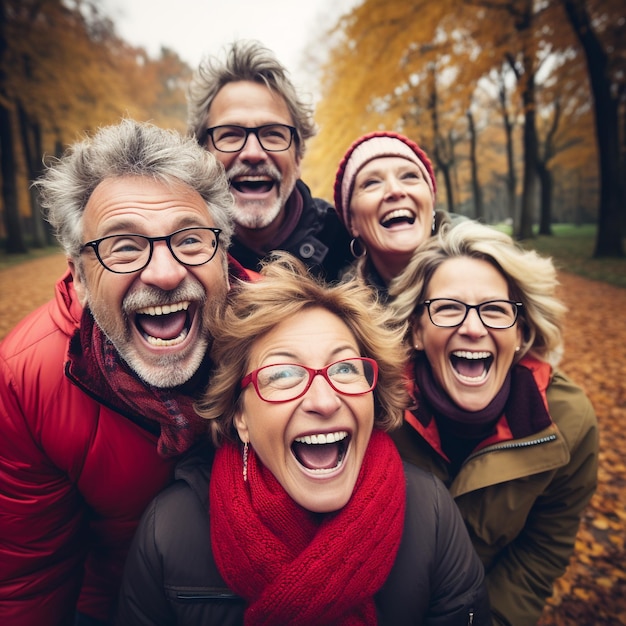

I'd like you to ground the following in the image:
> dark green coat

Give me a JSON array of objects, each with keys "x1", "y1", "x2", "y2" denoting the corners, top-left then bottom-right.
[{"x1": 392, "y1": 366, "x2": 598, "y2": 626}]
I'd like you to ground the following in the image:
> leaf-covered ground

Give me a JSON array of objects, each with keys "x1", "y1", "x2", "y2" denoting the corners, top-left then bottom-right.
[
  {"x1": 537, "y1": 272, "x2": 626, "y2": 626},
  {"x1": 1, "y1": 256, "x2": 625, "y2": 624}
]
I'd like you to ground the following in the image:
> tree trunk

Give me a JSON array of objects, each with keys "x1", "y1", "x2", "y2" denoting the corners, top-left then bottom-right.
[
  {"x1": 537, "y1": 161, "x2": 553, "y2": 235},
  {"x1": 0, "y1": 105, "x2": 27, "y2": 253},
  {"x1": 440, "y1": 162, "x2": 455, "y2": 215},
  {"x1": 561, "y1": 0, "x2": 624, "y2": 257},
  {"x1": 517, "y1": 71, "x2": 538, "y2": 240},
  {"x1": 17, "y1": 102, "x2": 47, "y2": 248},
  {"x1": 428, "y1": 65, "x2": 455, "y2": 215},
  {"x1": 467, "y1": 109, "x2": 484, "y2": 222},
  {"x1": 499, "y1": 80, "x2": 517, "y2": 230},
  {"x1": 0, "y1": 0, "x2": 27, "y2": 254}
]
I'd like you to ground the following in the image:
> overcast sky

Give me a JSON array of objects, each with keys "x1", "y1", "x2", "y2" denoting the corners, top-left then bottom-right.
[{"x1": 100, "y1": 0, "x2": 360, "y2": 92}]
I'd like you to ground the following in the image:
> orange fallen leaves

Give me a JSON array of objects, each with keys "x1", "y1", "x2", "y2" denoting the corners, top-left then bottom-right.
[{"x1": 538, "y1": 272, "x2": 626, "y2": 626}]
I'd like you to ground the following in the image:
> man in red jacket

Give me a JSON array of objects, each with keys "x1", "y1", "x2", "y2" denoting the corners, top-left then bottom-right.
[{"x1": 0, "y1": 119, "x2": 249, "y2": 626}]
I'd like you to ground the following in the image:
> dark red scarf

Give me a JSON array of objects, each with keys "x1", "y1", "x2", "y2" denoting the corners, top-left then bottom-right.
[
  {"x1": 407, "y1": 352, "x2": 553, "y2": 464},
  {"x1": 66, "y1": 308, "x2": 209, "y2": 457},
  {"x1": 209, "y1": 429, "x2": 405, "y2": 625},
  {"x1": 64, "y1": 256, "x2": 251, "y2": 458}
]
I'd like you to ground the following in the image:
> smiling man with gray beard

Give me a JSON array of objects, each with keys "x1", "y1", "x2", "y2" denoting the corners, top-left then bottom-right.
[
  {"x1": 187, "y1": 40, "x2": 353, "y2": 282},
  {"x1": 0, "y1": 119, "x2": 253, "y2": 626}
]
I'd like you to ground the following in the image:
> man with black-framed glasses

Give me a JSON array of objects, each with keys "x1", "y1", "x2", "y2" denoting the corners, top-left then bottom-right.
[
  {"x1": 0, "y1": 119, "x2": 254, "y2": 626},
  {"x1": 188, "y1": 40, "x2": 352, "y2": 281}
]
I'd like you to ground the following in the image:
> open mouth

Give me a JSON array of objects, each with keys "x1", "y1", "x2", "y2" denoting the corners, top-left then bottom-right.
[
  {"x1": 380, "y1": 209, "x2": 416, "y2": 228},
  {"x1": 134, "y1": 301, "x2": 194, "y2": 347},
  {"x1": 231, "y1": 176, "x2": 275, "y2": 194},
  {"x1": 291, "y1": 431, "x2": 350, "y2": 473},
  {"x1": 450, "y1": 350, "x2": 493, "y2": 382}
]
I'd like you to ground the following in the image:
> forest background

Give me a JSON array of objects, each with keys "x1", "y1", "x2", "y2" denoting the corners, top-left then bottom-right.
[
  {"x1": 1, "y1": 0, "x2": 625, "y2": 260},
  {"x1": 1, "y1": 1, "x2": 626, "y2": 624}
]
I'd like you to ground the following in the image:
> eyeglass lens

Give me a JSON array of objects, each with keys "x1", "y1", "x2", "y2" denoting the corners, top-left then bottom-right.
[
  {"x1": 427, "y1": 299, "x2": 518, "y2": 329},
  {"x1": 95, "y1": 227, "x2": 218, "y2": 273},
  {"x1": 210, "y1": 125, "x2": 293, "y2": 152},
  {"x1": 254, "y1": 358, "x2": 376, "y2": 402}
]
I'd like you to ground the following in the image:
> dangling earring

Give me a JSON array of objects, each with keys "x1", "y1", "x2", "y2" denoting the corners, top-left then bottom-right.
[
  {"x1": 242, "y1": 441, "x2": 249, "y2": 482},
  {"x1": 350, "y1": 237, "x2": 367, "y2": 259},
  {"x1": 431, "y1": 209, "x2": 437, "y2": 233}
]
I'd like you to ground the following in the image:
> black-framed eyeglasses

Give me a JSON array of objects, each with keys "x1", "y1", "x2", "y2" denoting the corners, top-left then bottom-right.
[
  {"x1": 421, "y1": 298, "x2": 523, "y2": 329},
  {"x1": 240, "y1": 357, "x2": 378, "y2": 404},
  {"x1": 79, "y1": 227, "x2": 221, "y2": 274},
  {"x1": 206, "y1": 124, "x2": 297, "y2": 153}
]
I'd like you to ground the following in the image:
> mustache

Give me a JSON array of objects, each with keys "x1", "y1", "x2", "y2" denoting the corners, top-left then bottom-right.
[
  {"x1": 226, "y1": 161, "x2": 282, "y2": 182},
  {"x1": 122, "y1": 280, "x2": 206, "y2": 313}
]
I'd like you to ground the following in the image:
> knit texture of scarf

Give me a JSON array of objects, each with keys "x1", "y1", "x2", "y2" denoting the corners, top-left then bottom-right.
[
  {"x1": 209, "y1": 429, "x2": 406, "y2": 626},
  {"x1": 66, "y1": 307, "x2": 209, "y2": 457}
]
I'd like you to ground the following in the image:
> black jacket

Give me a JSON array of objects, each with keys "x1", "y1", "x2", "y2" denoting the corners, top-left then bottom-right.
[
  {"x1": 228, "y1": 180, "x2": 352, "y2": 282},
  {"x1": 116, "y1": 444, "x2": 490, "y2": 626}
]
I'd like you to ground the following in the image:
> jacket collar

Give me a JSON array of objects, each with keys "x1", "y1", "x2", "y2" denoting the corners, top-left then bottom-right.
[{"x1": 405, "y1": 355, "x2": 571, "y2": 494}]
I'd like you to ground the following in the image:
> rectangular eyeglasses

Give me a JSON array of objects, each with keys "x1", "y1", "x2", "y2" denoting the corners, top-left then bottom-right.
[
  {"x1": 79, "y1": 227, "x2": 221, "y2": 274},
  {"x1": 206, "y1": 124, "x2": 296, "y2": 153},
  {"x1": 421, "y1": 298, "x2": 523, "y2": 329}
]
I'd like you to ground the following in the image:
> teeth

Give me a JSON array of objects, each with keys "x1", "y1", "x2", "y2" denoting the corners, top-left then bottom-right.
[
  {"x1": 457, "y1": 370, "x2": 488, "y2": 382},
  {"x1": 381, "y1": 209, "x2": 414, "y2": 225},
  {"x1": 233, "y1": 175, "x2": 272, "y2": 182},
  {"x1": 145, "y1": 328, "x2": 189, "y2": 347},
  {"x1": 136, "y1": 301, "x2": 190, "y2": 316},
  {"x1": 452, "y1": 350, "x2": 491, "y2": 360},
  {"x1": 294, "y1": 431, "x2": 348, "y2": 445}
]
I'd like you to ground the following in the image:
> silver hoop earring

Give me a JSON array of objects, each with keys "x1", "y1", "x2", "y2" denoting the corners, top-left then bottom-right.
[
  {"x1": 242, "y1": 441, "x2": 249, "y2": 482},
  {"x1": 350, "y1": 237, "x2": 367, "y2": 259}
]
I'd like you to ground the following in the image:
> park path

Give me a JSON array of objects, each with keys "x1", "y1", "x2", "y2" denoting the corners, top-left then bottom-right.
[
  {"x1": 1, "y1": 253, "x2": 625, "y2": 624},
  {"x1": 0, "y1": 253, "x2": 68, "y2": 338}
]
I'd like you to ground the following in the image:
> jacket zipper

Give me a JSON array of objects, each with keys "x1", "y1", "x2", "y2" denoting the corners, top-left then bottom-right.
[
  {"x1": 467, "y1": 432, "x2": 557, "y2": 461},
  {"x1": 177, "y1": 591, "x2": 240, "y2": 601}
]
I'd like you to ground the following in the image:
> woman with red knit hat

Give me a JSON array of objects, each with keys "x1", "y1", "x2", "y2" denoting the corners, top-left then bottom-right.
[
  {"x1": 116, "y1": 254, "x2": 490, "y2": 625},
  {"x1": 334, "y1": 131, "x2": 449, "y2": 295}
]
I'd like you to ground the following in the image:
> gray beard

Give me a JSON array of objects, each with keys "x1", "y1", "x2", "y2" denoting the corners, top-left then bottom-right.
[{"x1": 85, "y1": 279, "x2": 225, "y2": 389}]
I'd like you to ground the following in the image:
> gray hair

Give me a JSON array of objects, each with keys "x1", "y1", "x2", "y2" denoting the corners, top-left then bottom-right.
[
  {"x1": 388, "y1": 220, "x2": 566, "y2": 366},
  {"x1": 187, "y1": 39, "x2": 316, "y2": 159},
  {"x1": 35, "y1": 118, "x2": 235, "y2": 260}
]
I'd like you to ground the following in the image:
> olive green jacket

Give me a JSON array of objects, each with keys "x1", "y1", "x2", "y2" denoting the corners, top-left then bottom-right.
[{"x1": 392, "y1": 367, "x2": 598, "y2": 626}]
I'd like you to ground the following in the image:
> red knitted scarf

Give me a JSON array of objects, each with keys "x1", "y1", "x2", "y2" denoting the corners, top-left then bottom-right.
[
  {"x1": 209, "y1": 429, "x2": 406, "y2": 626},
  {"x1": 65, "y1": 256, "x2": 251, "y2": 458}
]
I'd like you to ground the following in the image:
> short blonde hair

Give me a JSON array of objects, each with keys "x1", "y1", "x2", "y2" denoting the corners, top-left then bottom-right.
[
  {"x1": 196, "y1": 253, "x2": 410, "y2": 445},
  {"x1": 388, "y1": 221, "x2": 566, "y2": 365}
]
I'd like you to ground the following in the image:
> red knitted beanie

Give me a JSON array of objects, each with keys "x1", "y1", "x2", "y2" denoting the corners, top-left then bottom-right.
[{"x1": 333, "y1": 131, "x2": 436, "y2": 228}]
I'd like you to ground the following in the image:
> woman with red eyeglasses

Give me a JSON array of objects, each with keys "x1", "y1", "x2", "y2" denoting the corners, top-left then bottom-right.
[{"x1": 116, "y1": 253, "x2": 490, "y2": 626}]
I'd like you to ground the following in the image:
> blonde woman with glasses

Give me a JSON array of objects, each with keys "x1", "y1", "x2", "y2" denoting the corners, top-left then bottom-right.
[{"x1": 387, "y1": 220, "x2": 599, "y2": 626}]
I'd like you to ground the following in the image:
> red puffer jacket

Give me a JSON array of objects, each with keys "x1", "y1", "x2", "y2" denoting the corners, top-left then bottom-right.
[{"x1": 0, "y1": 262, "x2": 253, "y2": 626}]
